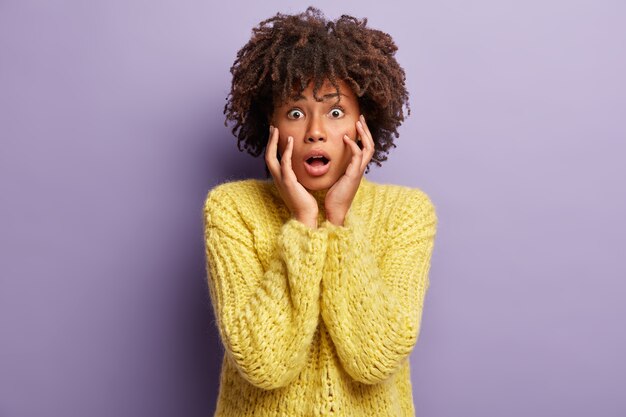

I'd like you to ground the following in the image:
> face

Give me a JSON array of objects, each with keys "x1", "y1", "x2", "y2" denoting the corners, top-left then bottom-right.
[{"x1": 270, "y1": 79, "x2": 361, "y2": 191}]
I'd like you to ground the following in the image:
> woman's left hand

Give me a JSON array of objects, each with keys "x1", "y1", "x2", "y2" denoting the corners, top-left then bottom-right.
[{"x1": 325, "y1": 114, "x2": 375, "y2": 226}]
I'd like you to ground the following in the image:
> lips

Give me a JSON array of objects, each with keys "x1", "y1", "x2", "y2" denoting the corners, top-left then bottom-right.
[
  {"x1": 303, "y1": 149, "x2": 331, "y2": 177},
  {"x1": 303, "y1": 149, "x2": 331, "y2": 163},
  {"x1": 305, "y1": 155, "x2": 329, "y2": 165}
]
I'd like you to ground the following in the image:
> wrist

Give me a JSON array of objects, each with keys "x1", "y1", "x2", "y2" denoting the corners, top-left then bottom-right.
[
  {"x1": 326, "y1": 214, "x2": 345, "y2": 227},
  {"x1": 294, "y1": 213, "x2": 318, "y2": 229}
]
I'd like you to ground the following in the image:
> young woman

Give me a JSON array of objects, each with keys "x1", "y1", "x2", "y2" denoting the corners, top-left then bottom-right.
[{"x1": 203, "y1": 7, "x2": 438, "y2": 416}]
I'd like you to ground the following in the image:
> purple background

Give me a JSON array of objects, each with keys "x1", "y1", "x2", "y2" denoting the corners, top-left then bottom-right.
[{"x1": 1, "y1": 1, "x2": 625, "y2": 416}]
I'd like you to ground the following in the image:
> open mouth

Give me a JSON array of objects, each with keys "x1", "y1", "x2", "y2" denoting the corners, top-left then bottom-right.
[{"x1": 305, "y1": 156, "x2": 330, "y2": 166}]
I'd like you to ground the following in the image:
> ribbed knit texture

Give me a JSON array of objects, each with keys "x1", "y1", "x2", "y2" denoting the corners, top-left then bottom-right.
[{"x1": 202, "y1": 176, "x2": 437, "y2": 417}]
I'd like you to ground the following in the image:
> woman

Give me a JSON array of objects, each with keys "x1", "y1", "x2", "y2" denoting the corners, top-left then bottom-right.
[{"x1": 203, "y1": 7, "x2": 438, "y2": 416}]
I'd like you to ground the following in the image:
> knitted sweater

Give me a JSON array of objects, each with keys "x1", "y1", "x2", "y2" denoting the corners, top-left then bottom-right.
[{"x1": 202, "y1": 176, "x2": 437, "y2": 417}]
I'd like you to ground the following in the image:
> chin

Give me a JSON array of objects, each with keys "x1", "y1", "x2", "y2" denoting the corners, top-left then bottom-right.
[{"x1": 300, "y1": 175, "x2": 336, "y2": 192}]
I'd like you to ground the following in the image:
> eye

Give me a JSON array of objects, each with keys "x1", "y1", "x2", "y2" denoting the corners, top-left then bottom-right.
[
  {"x1": 287, "y1": 109, "x2": 304, "y2": 120},
  {"x1": 329, "y1": 107, "x2": 345, "y2": 118}
]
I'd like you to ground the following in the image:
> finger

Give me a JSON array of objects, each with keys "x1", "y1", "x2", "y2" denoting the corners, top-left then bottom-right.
[
  {"x1": 264, "y1": 125, "x2": 275, "y2": 159},
  {"x1": 281, "y1": 136, "x2": 298, "y2": 182},
  {"x1": 343, "y1": 134, "x2": 363, "y2": 177},
  {"x1": 356, "y1": 119, "x2": 374, "y2": 172},
  {"x1": 359, "y1": 114, "x2": 374, "y2": 143},
  {"x1": 265, "y1": 126, "x2": 281, "y2": 181},
  {"x1": 358, "y1": 115, "x2": 375, "y2": 153}
]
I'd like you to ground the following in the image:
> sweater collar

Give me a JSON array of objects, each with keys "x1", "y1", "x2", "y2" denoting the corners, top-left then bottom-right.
[{"x1": 267, "y1": 176, "x2": 369, "y2": 210}]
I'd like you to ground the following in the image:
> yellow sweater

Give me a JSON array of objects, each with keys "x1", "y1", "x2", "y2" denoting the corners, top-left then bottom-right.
[{"x1": 202, "y1": 176, "x2": 437, "y2": 417}]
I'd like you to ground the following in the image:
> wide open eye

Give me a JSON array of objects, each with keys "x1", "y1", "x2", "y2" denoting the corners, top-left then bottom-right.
[
  {"x1": 329, "y1": 108, "x2": 345, "y2": 118},
  {"x1": 287, "y1": 109, "x2": 304, "y2": 120}
]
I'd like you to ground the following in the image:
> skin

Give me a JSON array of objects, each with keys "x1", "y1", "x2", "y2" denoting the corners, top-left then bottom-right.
[{"x1": 264, "y1": 79, "x2": 376, "y2": 229}]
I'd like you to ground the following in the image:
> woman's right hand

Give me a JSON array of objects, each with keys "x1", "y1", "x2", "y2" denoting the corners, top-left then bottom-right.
[{"x1": 265, "y1": 126, "x2": 319, "y2": 228}]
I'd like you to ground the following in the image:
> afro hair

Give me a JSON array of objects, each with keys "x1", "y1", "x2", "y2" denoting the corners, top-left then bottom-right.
[{"x1": 224, "y1": 6, "x2": 410, "y2": 175}]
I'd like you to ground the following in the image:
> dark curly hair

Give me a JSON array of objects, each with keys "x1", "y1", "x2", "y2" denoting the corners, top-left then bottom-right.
[{"x1": 223, "y1": 7, "x2": 410, "y2": 176}]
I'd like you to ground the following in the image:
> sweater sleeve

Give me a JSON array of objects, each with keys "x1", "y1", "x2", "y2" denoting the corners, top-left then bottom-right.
[
  {"x1": 202, "y1": 187, "x2": 328, "y2": 390},
  {"x1": 319, "y1": 189, "x2": 437, "y2": 385}
]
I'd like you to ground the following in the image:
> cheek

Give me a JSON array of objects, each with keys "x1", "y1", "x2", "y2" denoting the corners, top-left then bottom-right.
[
  {"x1": 276, "y1": 127, "x2": 297, "y2": 152},
  {"x1": 339, "y1": 127, "x2": 358, "y2": 145},
  {"x1": 341, "y1": 122, "x2": 358, "y2": 140},
  {"x1": 276, "y1": 130, "x2": 289, "y2": 151},
  {"x1": 278, "y1": 136, "x2": 286, "y2": 151},
  {"x1": 277, "y1": 136, "x2": 300, "y2": 159}
]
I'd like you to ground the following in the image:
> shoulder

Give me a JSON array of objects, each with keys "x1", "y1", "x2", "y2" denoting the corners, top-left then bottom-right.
[
  {"x1": 203, "y1": 178, "x2": 276, "y2": 227},
  {"x1": 364, "y1": 177, "x2": 438, "y2": 239},
  {"x1": 205, "y1": 177, "x2": 274, "y2": 206},
  {"x1": 205, "y1": 178, "x2": 260, "y2": 203},
  {"x1": 363, "y1": 179, "x2": 437, "y2": 233}
]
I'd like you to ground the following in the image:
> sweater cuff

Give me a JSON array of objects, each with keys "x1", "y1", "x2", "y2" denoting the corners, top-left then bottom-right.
[
  {"x1": 280, "y1": 217, "x2": 329, "y2": 257},
  {"x1": 320, "y1": 209, "x2": 365, "y2": 239}
]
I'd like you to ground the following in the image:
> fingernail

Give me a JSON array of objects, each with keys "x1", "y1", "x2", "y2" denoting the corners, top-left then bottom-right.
[
  {"x1": 357, "y1": 120, "x2": 362, "y2": 128},
  {"x1": 288, "y1": 136, "x2": 292, "y2": 143}
]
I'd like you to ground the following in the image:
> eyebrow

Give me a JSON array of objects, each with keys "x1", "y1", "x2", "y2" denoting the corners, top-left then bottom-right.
[{"x1": 292, "y1": 92, "x2": 347, "y2": 102}]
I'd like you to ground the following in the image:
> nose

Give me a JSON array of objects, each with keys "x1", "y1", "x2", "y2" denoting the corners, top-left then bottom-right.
[{"x1": 305, "y1": 114, "x2": 326, "y2": 143}]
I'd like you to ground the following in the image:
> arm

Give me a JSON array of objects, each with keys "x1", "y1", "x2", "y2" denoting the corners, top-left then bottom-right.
[
  {"x1": 319, "y1": 189, "x2": 437, "y2": 384},
  {"x1": 202, "y1": 187, "x2": 328, "y2": 390}
]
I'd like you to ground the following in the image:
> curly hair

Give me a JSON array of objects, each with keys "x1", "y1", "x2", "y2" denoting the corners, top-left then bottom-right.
[{"x1": 223, "y1": 7, "x2": 410, "y2": 176}]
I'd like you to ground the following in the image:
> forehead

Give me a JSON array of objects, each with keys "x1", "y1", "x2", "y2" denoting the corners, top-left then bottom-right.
[{"x1": 284, "y1": 79, "x2": 357, "y2": 104}]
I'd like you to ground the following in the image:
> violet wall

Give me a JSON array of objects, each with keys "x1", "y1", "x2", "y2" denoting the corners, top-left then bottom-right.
[{"x1": 1, "y1": 1, "x2": 624, "y2": 416}]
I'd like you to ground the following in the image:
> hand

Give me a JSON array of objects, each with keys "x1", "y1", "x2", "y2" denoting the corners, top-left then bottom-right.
[
  {"x1": 325, "y1": 115, "x2": 375, "y2": 226},
  {"x1": 265, "y1": 125, "x2": 319, "y2": 228}
]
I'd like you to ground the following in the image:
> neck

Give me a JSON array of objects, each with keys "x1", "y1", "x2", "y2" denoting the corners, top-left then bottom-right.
[{"x1": 309, "y1": 187, "x2": 329, "y2": 207}]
